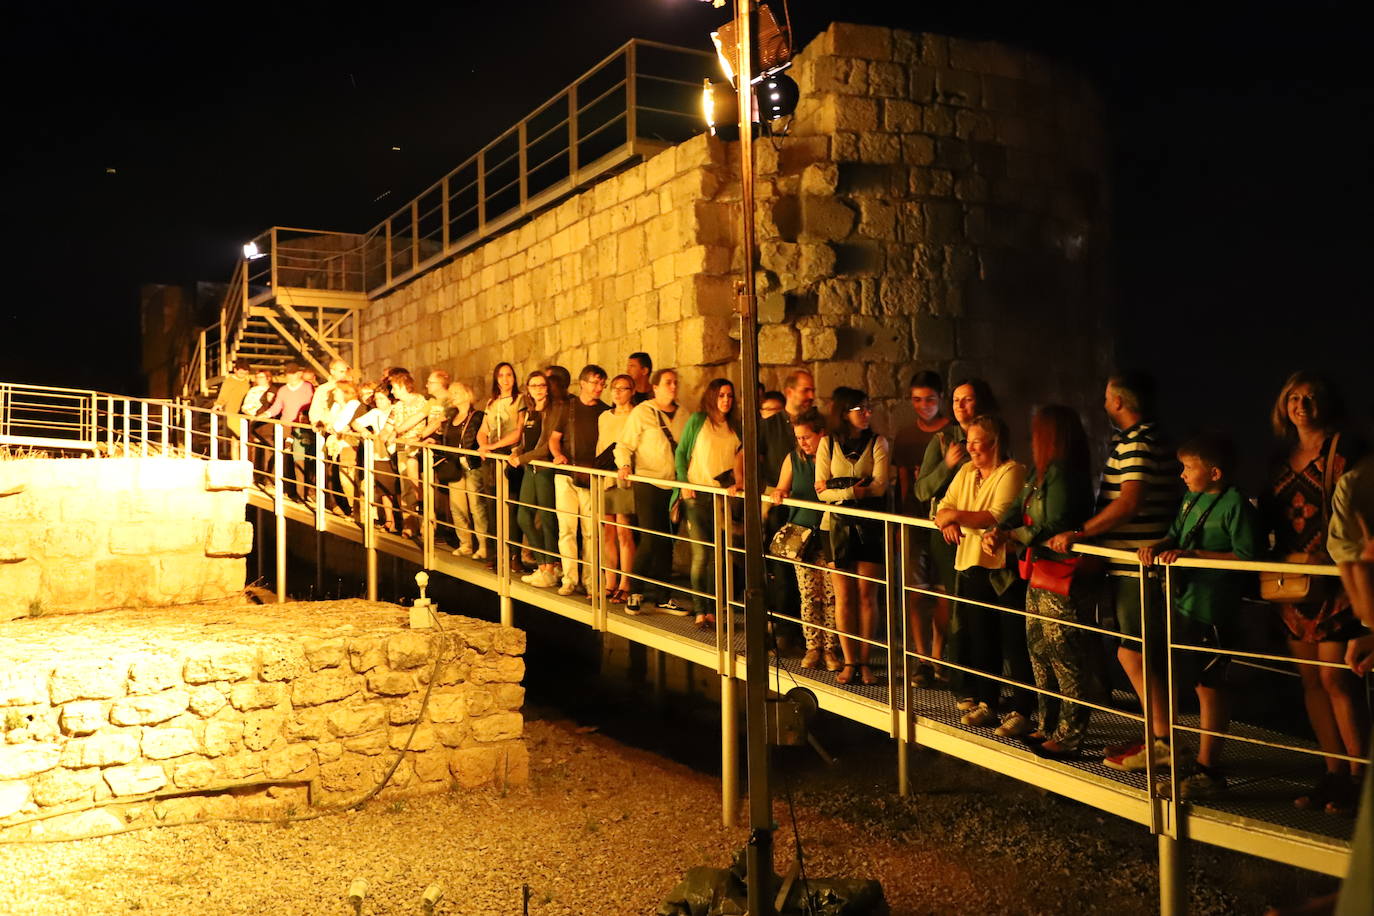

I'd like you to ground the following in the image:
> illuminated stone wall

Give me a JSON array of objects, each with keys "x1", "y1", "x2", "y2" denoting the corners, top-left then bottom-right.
[
  {"x1": 360, "y1": 22, "x2": 1110, "y2": 437},
  {"x1": 0, "y1": 601, "x2": 527, "y2": 837},
  {"x1": 0, "y1": 458, "x2": 252, "y2": 620}
]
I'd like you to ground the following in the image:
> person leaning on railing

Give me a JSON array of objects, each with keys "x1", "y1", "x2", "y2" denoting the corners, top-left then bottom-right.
[
  {"x1": 442, "y1": 381, "x2": 488, "y2": 560},
  {"x1": 934, "y1": 413, "x2": 1031, "y2": 732},
  {"x1": 350, "y1": 382, "x2": 398, "y2": 532},
  {"x1": 985, "y1": 405, "x2": 1098, "y2": 758},
  {"x1": 477, "y1": 361, "x2": 524, "y2": 573},
  {"x1": 817, "y1": 386, "x2": 891, "y2": 687},
  {"x1": 772, "y1": 409, "x2": 840, "y2": 672},
  {"x1": 1260, "y1": 370, "x2": 1368, "y2": 815},
  {"x1": 509, "y1": 370, "x2": 564, "y2": 589},
  {"x1": 549, "y1": 365, "x2": 611, "y2": 598},
  {"x1": 674, "y1": 378, "x2": 745, "y2": 628}
]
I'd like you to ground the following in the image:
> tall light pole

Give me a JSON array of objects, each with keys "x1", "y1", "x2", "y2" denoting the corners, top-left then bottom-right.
[{"x1": 727, "y1": 3, "x2": 775, "y2": 915}]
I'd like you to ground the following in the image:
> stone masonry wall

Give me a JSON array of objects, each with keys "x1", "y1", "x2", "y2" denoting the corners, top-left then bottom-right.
[
  {"x1": 0, "y1": 458, "x2": 254, "y2": 620},
  {"x1": 360, "y1": 22, "x2": 1110, "y2": 439},
  {"x1": 0, "y1": 601, "x2": 527, "y2": 839}
]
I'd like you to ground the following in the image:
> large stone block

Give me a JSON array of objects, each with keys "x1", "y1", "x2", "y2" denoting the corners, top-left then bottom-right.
[
  {"x1": 318, "y1": 754, "x2": 371, "y2": 793},
  {"x1": 470, "y1": 712, "x2": 523, "y2": 743},
  {"x1": 242, "y1": 709, "x2": 286, "y2": 751},
  {"x1": 386, "y1": 632, "x2": 433, "y2": 670},
  {"x1": 292, "y1": 671, "x2": 363, "y2": 707},
  {"x1": 205, "y1": 521, "x2": 253, "y2": 558},
  {"x1": 0, "y1": 561, "x2": 43, "y2": 621},
  {"x1": 758, "y1": 325, "x2": 799, "y2": 365},
  {"x1": 302, "y1": 638, "x2": 346, "y2": 671},
  {"x1": 109, "y1": 690, "x2": 189, "y2": 726},
  {"x1": 825, "y1": 22, "x2": 892, "y2": 61},
  {"x1": 259, "y1": 644, "x2": 307, "y2": 682},
  {"x1": 204, "y1": 460, "x2": 253, "y2": 491},
  {"x1": 32, "y1": 768, "x2": 102, "y2": 807},
  {"x1": 104, "y1": 764, "x2": 167, "y2": 797},
  {"x1": 184, "y1": 647, "x2": 258, "y2": 684},
  {"x1": 0, "y1": 781, "x2": 30, "y2": 818},
  {"x1": 450, "y1": 746, "x2": 500, "y2": 789},
  {"x1": 0, "y1": 744, "x2": 60, "y2": 780},
  {"x1": 202, "y1": 719, "x2": 244, "y2": 757},
  {"x1": 59, "y1": 701, "x2": 106, "y2": 737},
  {"x1": 0, "y1": 668, "x2": 50, "y2": 707},
  {"x1": 229, "y1": 682, "x2": 287, "y2": 711},
  {"x1": 799, "y1": 196, "x2": 857, "y2": 242},
  {"x1": 50, "y1": 662, "x2": 127, "y2": 705},
  {"x1": 141, "y1": 727, "x2": 198, "y2": 760},
  {"x1": 347, "y1": 637, "x2": 387, "y2": 674},
  {"x1": 801, "y1": 325, "x2": 839, "y2": 361},
  {"x1": 187, "y1": 685, "x2": 228, "y2": 718},
  {"x1": 60, "y1": 731, "x2": 140, "y2": 768},
  {"x1": 128, "y1": 655, "x2": 183, "y2": 693},
  {"x1": 326, "y1": 704, "x2": 387, "y2": 738},
  {"x1": 366, "y1": 671, "x2": 414, "y2": 696}
]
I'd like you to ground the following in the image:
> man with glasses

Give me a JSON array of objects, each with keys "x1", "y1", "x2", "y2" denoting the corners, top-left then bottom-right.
[{"x1": 550, "y1": 365, "x2": 610, "y2": 596}]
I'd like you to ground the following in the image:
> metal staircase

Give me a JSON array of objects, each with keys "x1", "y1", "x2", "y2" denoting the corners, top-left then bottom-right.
[{"x1": 181, "y1": 228, "x2": 369, "y2": 396}]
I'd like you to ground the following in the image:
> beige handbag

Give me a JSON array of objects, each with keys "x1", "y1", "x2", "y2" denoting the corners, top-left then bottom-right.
[{"x1": 1259, "y1": 435, "x2": 1339, "y2": 603}]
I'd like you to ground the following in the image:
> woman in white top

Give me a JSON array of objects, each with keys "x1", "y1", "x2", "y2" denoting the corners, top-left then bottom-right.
[
  {"x1": 674, "y1": 378, "x2": 745, "y2": 627},
  {"x1": 934, "y1": 413, "x2": 1030, "y2": 730},
  {"x1": 478, "y1": 362, "x2": 523, "y2": 571},
  {"x1": 614, "y1": 368, "x2": 689, "y2": 612},
  {"x1": 323, "y1": 381, "x2": 362, "y2": 518},
  {"x1": 597, "y1": 374, "x2": 638, "y2": 603},
  {"x1": 351, "y1": 384, "x2": 397, "y2": 532},
  {"x1": 817, "y1": 386, "x2": 891, "y2": 685}
]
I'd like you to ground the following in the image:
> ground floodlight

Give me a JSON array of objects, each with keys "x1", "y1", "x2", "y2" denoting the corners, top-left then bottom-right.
[
  {"x1": 702, "y1": 79, "x2": 740, "y2": 140},
  {"x1": 759, "y1": 72, "x2": 799, "y2": 120}
]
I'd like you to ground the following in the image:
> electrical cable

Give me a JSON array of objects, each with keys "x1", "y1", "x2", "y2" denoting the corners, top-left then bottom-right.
[
  {"x1": 0, "y1": 602, "x2": 456, "y2": 846},
  {"x1": 768, "y1": 620, "x2": 817, "y2": 915}
]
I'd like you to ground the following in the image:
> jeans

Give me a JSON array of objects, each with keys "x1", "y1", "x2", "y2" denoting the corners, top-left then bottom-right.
[
  {"x1": 448, "y1": 465, "x2": 490, "y2": 553},
  {"x1": 684, "y1": 496, "x2": 717, "y2": 614},
  {"x1": 631, "y1": 481, "x2": 674, "y2": 602},
  {"x1": 517, "y1": 466, "x2": 558, "y2": 565}
]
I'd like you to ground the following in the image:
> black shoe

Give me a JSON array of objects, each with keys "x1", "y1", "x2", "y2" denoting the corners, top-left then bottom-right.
[{"x1": 1031, "y1": 739, "x2": 1081, "y2": 761}]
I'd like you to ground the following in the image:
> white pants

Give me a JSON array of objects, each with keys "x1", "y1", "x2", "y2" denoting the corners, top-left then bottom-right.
[
  {"x1": 448, "y1": 473, "x2": 490, "y2": 552},
  {"x1": 554, "y1": 475, "x2": 596, "y2": 588}
]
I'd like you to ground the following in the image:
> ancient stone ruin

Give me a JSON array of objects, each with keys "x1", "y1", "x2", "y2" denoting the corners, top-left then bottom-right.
[{"x1": 0, "y1": 601, "x2": 528, "y2": 838}]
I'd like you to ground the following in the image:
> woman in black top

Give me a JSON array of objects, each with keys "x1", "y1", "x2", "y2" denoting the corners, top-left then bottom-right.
[
  {"x1": 510, "y1": 372, "x2": 560, "y2": 587},
  {"x1": 443, "y1": 381, "x2": 489, "y2": 559}
]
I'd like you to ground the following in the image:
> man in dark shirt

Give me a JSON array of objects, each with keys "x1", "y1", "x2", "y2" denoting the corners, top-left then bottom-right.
[
  {"x1": 551, "y1": 365, "x2": 610, "y2": 596},
  {"x1": 627, "y1": 352, "x2": 653, "y2": 404},
  {"x1": 759, "y1": 369, "x2": 816, "y2": 491}
]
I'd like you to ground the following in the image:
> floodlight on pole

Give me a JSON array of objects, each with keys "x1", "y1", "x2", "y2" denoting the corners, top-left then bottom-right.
[{"x1": 242, "y1": 241, "x2": 262, "y2": 260}]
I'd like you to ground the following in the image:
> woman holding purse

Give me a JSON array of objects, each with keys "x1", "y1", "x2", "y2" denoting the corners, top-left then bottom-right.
[
  {"x1": 817, "y1": 387, "x2": 890, "y2": 686},
  {"x1": 674, "y1": 378, "x2": 745, "y2": 627},
  {"x1": 985, "y1": 405, "x2": 1098, "y2": 756},
  {"x1": 773, "y1": 409, "x2": 841, "y2": 671},
  {"x1": 444, "y1": 381, "x2": 489, "y2": 559},
  {"x1": 1261, "y1": 371, "x2": 1368, "y2": 813}
]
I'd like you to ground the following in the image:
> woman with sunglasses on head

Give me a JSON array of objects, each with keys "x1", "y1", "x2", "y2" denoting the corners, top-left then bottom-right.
[{"x1": 817, "y1": 387, "x2": 891, "y2": 686}]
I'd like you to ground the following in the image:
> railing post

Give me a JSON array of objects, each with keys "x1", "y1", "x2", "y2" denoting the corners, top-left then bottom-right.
[
  {"x1": 590, "y1": 477, "x2": 605, "y2": 631},
  {"x1": 182, "y1": 406, "x2": 193, "y2": 457},
  {"x1": 1140, "y1": 557, "x2": 1163, "y2": 835},
  {"x1": 270, "y1": 227, "x2": 279, "y2": 290},
  {"x1": 140, "y1": 402, "x2": 149, "y2": 457},
  {"x1": 160, "y1": 404, "x2": 170, "y2": 455},
  {"x1": 440, "y1": 174, "x2": 450, "y2": 253},
  {"x1": 106, "y1": 396, "x2": 116, "y2": 454},
  {"x1": 122, "y1": 399, "x2": 131, "y2": 456},
  {"x1": 477, "y1": 150, "x2": 487, "y2": 235},
  {"x1": 896, "y1": 521, "x2": 911, "y2": 798},
  {"x1": 713, "y1": 492, "x2": 728, "y2": 672},
  {"x1": 239, "y1": 416, "x2": 250, "y2": 463},
  {"x1": 625, "y1": 42, "x2": 638, "y2": 146},
  {"x1": 496, "y1": 457, "x2": 513, "y2": 628},
  {"x1": 518, "y1": 121, "x2": 529, "y2": 209},
  {"x1": 209, "y1": 412, "x2": 219, "y2": 461},
  {"x1": 363, "y1": 438, "x2": 378, "y2": 601},
  {"x1": 721, "y1": 669, "x2": 739, "y2": 828},
  {"x1": 314, "y1": 429, "x2": 326, "y2": 532},
  {"x1": 384, "y1": 219, "x2": 393, "y2": 286},
  {"x1": 274, "y1": 423, "x2": 287, "y2": 603},
  {"x1": 568, "y1": 83, "x2": 580, "y2": 177},
  {"x1": 410, "y1": 199, "x2": 420, "y2": 272},
  {"x1": 422, "y1": 446, "x2": 435, "y2": 571}
]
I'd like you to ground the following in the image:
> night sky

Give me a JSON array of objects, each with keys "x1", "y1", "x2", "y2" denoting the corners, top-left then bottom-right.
[{"x1": 5, "y1": 1, "x2": 1370, "y2": 487}]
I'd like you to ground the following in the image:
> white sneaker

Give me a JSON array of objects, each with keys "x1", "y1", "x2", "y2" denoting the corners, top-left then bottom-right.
[
  {"x1": 520, "y1": 571, "x2": 540, "y2": 584},
  {"x1": 472, "y1": 549, "x2": 488, "y2": 561},
  {"x1": 960, "y1": 703, "x2": 996, "y2": 727},
  {"x1": 1105, "y1": 738, "x2": 1172, "y2": 773},
  {"x1": 531, "y1": 570, "x2": 558, "y2": 588},
  {"x1": 994, "y1": 711, "x2": 1033, "y2": 738},
  {"x1": 955, "y1": 697, "x2": 978, "y2": 713},
  {"x1": 557, "y1": 581, "x2": 577, "y2": 596},
  {"x1": 455, "y1": 544, "x2": 473, "y2": 556}
]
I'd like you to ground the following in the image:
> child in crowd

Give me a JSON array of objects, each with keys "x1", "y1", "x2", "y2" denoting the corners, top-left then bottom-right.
[
  {"x1": 1135, "y1": 433, "x2": 1262, "y2": 798},
  {"x1": 760, "y1": 390, "x2": 785, "y2": 420}
]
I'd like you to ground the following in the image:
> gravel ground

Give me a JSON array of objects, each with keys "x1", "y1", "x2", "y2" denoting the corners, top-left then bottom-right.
[{"x1": 0, "y1": 709, "x2": 1338, "y2": 915}]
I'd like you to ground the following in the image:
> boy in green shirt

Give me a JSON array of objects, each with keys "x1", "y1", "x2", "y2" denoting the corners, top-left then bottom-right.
[{"x1": 1138, "y1": 433, "x2": 1262, "y2": 799}]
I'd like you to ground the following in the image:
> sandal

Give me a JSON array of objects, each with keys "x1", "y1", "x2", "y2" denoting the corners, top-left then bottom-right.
[
  {"x1": 836, "y1": 663, "x2": 856, "y2": 685},
  {"x1": 1295, "y1": 772, "x2": 1345, "y2": 812},
  {"x1": 694, "y1": 613, "x2": 716, "y2": 629},
  {"x1": 609, "y1": 589, "x2": 629, "y2": 605}
]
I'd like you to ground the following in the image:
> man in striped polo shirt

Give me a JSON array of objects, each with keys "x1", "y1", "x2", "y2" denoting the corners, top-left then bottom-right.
[{"x1": 1048, "y1": 372, "x2": 1179, "y2": 770}]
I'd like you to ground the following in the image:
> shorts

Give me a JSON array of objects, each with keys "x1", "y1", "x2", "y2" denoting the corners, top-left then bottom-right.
[
  {"x1": 928, "y1": 528, "x2": 958, "y2": 592},
  {"x1": 603, "y1": 480, "x2": 635, "y2": 516},
  {"x1": 1171, "y1": 616, "x2": 1230, "y2": 690}
]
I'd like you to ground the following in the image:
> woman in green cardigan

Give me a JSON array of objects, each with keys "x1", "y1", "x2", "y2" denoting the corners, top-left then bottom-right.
[
  {"x1": 985, "y1": 404, "x2": 1100, "y2": 758},
  {"x1": 674, "y1": 378, "x2": 745, "y2": 627}
]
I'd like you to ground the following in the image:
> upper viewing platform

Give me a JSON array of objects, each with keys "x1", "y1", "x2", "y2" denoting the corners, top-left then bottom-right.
[{"x1": 181, "y1": 40, "x2": 715, "y2": 395}]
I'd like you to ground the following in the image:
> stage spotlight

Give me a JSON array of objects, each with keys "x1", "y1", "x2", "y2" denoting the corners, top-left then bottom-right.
[
  {"x1": 759, "y1": 72, "x2": 799, "y2": 120},
  {"x1": 243, "y1": 241, "x2": 262, "y2": 260},
  {"x1": 709, "y1": 3, "x2": 791, "y2": 88}
]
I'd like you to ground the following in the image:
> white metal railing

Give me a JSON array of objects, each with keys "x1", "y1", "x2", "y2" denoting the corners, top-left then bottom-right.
[{"x1": 4, "y1": 384, "x2": 1364, "y2": 903}]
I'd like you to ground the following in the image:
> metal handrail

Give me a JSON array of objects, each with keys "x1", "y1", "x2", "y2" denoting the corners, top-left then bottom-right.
[{"x1": 7, "y1": 387, "x2": 1361, "y2": 889}]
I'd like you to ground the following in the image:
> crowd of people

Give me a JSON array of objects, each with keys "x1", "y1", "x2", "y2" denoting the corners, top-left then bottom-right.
[{"x1": 212, "y1": 356, "x2": 1372, "y2": 814}]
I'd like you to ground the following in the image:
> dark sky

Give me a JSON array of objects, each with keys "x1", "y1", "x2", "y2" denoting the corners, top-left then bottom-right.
[{"x1": 5, "y1": 1, "x2": 1370, "y2": 483}]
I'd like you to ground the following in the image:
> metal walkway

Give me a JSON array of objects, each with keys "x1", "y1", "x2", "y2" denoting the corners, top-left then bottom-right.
[{"x1": 0, "y1": 383, "x2": 1360, "y2": 907}]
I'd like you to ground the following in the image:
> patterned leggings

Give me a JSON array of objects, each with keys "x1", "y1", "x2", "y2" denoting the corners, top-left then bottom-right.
[
  {"x1": 796, "y1": 559, "x2": 837, "y2": 651},
  {"x1": 1025, "y1": 585, "x2": 1101, "y2": 749}
]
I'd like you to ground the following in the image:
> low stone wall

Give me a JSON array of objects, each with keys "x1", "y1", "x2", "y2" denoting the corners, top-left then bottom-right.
[
  {"x1": 0, "y1": 458, "x2": 253, "y2": 620},
  {"x1": 0, "y1": 600, "x2": 527, "y2": 839}
]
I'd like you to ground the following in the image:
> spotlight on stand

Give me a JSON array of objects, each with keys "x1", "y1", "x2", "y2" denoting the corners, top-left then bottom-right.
[
  {"x1": 702, "y1": 79, "x2": 740, "y2": 140},
  {"x1": 242, "y1": 241, "x2": 263, "y2": 260},
  {"x1": 709, "y1": 3, "x2": 792, "y2": 88},
  {"x1": 758, "y1": 72, "x2": 799, "y2": 121}
]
